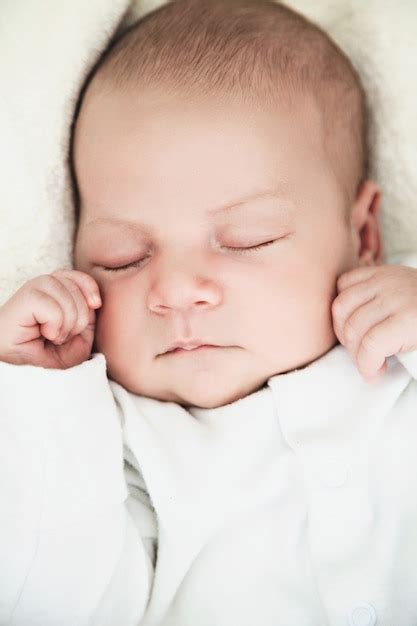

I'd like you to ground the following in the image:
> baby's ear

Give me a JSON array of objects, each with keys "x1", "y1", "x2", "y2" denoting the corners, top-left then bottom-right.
[{"x1": 351, "y1": 180, "x2": 383, "y2": 266}]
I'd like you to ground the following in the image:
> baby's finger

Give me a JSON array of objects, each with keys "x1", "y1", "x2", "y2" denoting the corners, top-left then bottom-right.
[
  {"x1": 40, "y1": 277, "x2": 79, "y2": 342},
  {"x1": 33, "y1": 275, "x2": 78, "y2": 341},
  {"x1": 332, "y1": 279, "x2": 377, "y2": 343},
  {"x1": 361, "y1": 361, "x2": 388, "y2": 383},
  {"x1": 343, "y1": 296, "x2": 388, "y2": 362},
  {"x1": 336, "y1": 266, "x2": 377, "y2": 292},
  {"x1": 51, "y1": 268, "x2": 102, "y2": 309},
  {"x1": 51, "y1": 275, "x2": 91, "y2": 342},
  {"x1": 28, "y1": 290, "x2": 65, "y2": 342},
  {"x1": 356, "y1": 315, "x2": 401, "y2": 381}
]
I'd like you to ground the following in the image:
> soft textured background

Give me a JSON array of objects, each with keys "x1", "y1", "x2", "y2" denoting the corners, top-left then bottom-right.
[{"x1": 1, "y1": 0, "x2": 416, "y2": 305}]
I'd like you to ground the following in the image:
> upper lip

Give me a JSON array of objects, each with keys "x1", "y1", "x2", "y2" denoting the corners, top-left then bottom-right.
[{"x1": 163, "y1": 339, "x2": 218, "y2": 354}]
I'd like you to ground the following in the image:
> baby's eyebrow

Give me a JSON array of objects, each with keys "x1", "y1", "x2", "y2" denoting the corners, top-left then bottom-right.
[
  {"x1": 207, "y1": 188, "x2": 291, "y2": 215},
  {"x1": 84, "y1": 187, "x2": 293, "y2": 232}
]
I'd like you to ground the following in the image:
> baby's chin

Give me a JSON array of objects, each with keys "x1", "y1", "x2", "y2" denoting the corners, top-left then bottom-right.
[
  {"x1": 103, "y1": 349, "x2": 265, "y2": 408},
  {"x1": 158, "y1": 372, "x2": 269, "y2": 410}
]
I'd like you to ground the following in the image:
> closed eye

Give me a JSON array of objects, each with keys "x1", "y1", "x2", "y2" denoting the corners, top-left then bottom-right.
[
  {"x1": 102, "y1": 238, "x2": 282, "y2": 273},
  {"x1": 103, "y1": 257, "x2": 150, "y2": 272},
  {"x1": 224, "y1": 239, "x2": 277, "y2": 255}
]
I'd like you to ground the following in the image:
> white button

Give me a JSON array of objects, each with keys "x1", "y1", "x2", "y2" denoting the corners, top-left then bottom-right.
[
  {"x1": 349, "y1": 603, "x2": 377, "y2": 626},
  {"x1": 315, "y1": 457, "x2": 349, "y2": 487}
]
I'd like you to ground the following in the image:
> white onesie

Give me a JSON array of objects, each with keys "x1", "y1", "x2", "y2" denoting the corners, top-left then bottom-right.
[{"x1": 2, "y1": 330, "x2": 417, "y2": 626}]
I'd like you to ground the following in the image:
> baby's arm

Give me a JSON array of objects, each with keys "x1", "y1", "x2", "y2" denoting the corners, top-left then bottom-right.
[
  {"x1": 0, "y1": 354, "x2": 154, "y2": 626},
  {"x1": 0, "y1": 272, "x2": 154, "y2": 625}
]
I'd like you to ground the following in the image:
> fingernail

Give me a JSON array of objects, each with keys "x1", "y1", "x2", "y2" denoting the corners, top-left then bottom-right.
[{"x1": 91, "y1": 294, "x2": 102, "y2": 307}]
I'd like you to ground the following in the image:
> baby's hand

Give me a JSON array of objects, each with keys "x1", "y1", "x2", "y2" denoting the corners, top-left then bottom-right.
[
  {"x1": 0, "y1": 269, "x2": 102, "y2": 369},
  {"x1": 331, "y1": 264, "x2": 417, "y2": 382}
]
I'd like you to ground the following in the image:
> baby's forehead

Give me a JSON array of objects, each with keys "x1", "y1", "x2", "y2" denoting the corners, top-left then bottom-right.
[
  {"x1": 81, "y1": 75, "x2": 323, "y2": 141},
  {"x1": 72, "y1": 0, "x2": 364, "y2": 219},
  {"x1": 74, "y1": 82, "x2": 350, "y2": 229}
]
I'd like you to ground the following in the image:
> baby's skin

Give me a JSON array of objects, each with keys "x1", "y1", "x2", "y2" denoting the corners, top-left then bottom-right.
[
  {"x1": 1, "y1": 92, "x2": 416, "y2": 394},
  {"x1": 70, "y1": 88, "x2": 389, "y2": 410},
  {"x1": 332, "y1": 263, "x2": 417, "y2": 380},
  {"x1": 0, "y1": 269, "x2": 101, "y2": 370},
  {"x1": 1, "y1": 262, "x2": 417, "y2": 385}
]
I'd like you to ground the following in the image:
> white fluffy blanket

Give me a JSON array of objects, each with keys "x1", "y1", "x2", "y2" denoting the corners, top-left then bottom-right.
[{"x1": 1, "y1": 0, "x2": 416, "y2": 305}]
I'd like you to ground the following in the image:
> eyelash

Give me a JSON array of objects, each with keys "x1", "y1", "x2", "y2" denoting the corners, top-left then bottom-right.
[{"x1": 103, "y1": 239, "x2": 277, "y2": 273}]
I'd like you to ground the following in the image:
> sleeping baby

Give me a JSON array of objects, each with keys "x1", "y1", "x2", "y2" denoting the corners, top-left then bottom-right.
[{"x1": 2, "y1": 0, "x2": 417, "y2": 624}]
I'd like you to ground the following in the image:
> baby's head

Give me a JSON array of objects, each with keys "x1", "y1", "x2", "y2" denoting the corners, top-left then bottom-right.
[{"x1": 71, "y1": 0, "x2": 383, "y2": 409}]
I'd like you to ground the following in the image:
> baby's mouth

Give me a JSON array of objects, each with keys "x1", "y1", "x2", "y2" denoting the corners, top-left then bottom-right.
[{"x1": 164, "y1": 345, "x2": 220, "y2": 356}]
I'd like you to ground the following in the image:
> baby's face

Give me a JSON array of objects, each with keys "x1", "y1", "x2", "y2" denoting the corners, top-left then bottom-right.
[{"x1": 73, "y1": 87, "x2": 358, "y2": 408}]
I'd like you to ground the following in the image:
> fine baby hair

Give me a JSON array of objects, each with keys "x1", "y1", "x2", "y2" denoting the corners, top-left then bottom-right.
[{"x1": 69, "y1": 0, "x2": 367, "y2": 232}]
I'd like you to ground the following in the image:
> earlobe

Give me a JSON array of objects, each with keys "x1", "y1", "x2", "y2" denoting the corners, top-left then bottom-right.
[{"x1": 359, "y1": 249, "x2": 375, "y2": 266}]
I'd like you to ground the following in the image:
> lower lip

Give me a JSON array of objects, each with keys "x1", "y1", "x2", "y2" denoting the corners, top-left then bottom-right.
[{"x1": 165, "y1": 345, "x2": 219, "y2": 356}]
